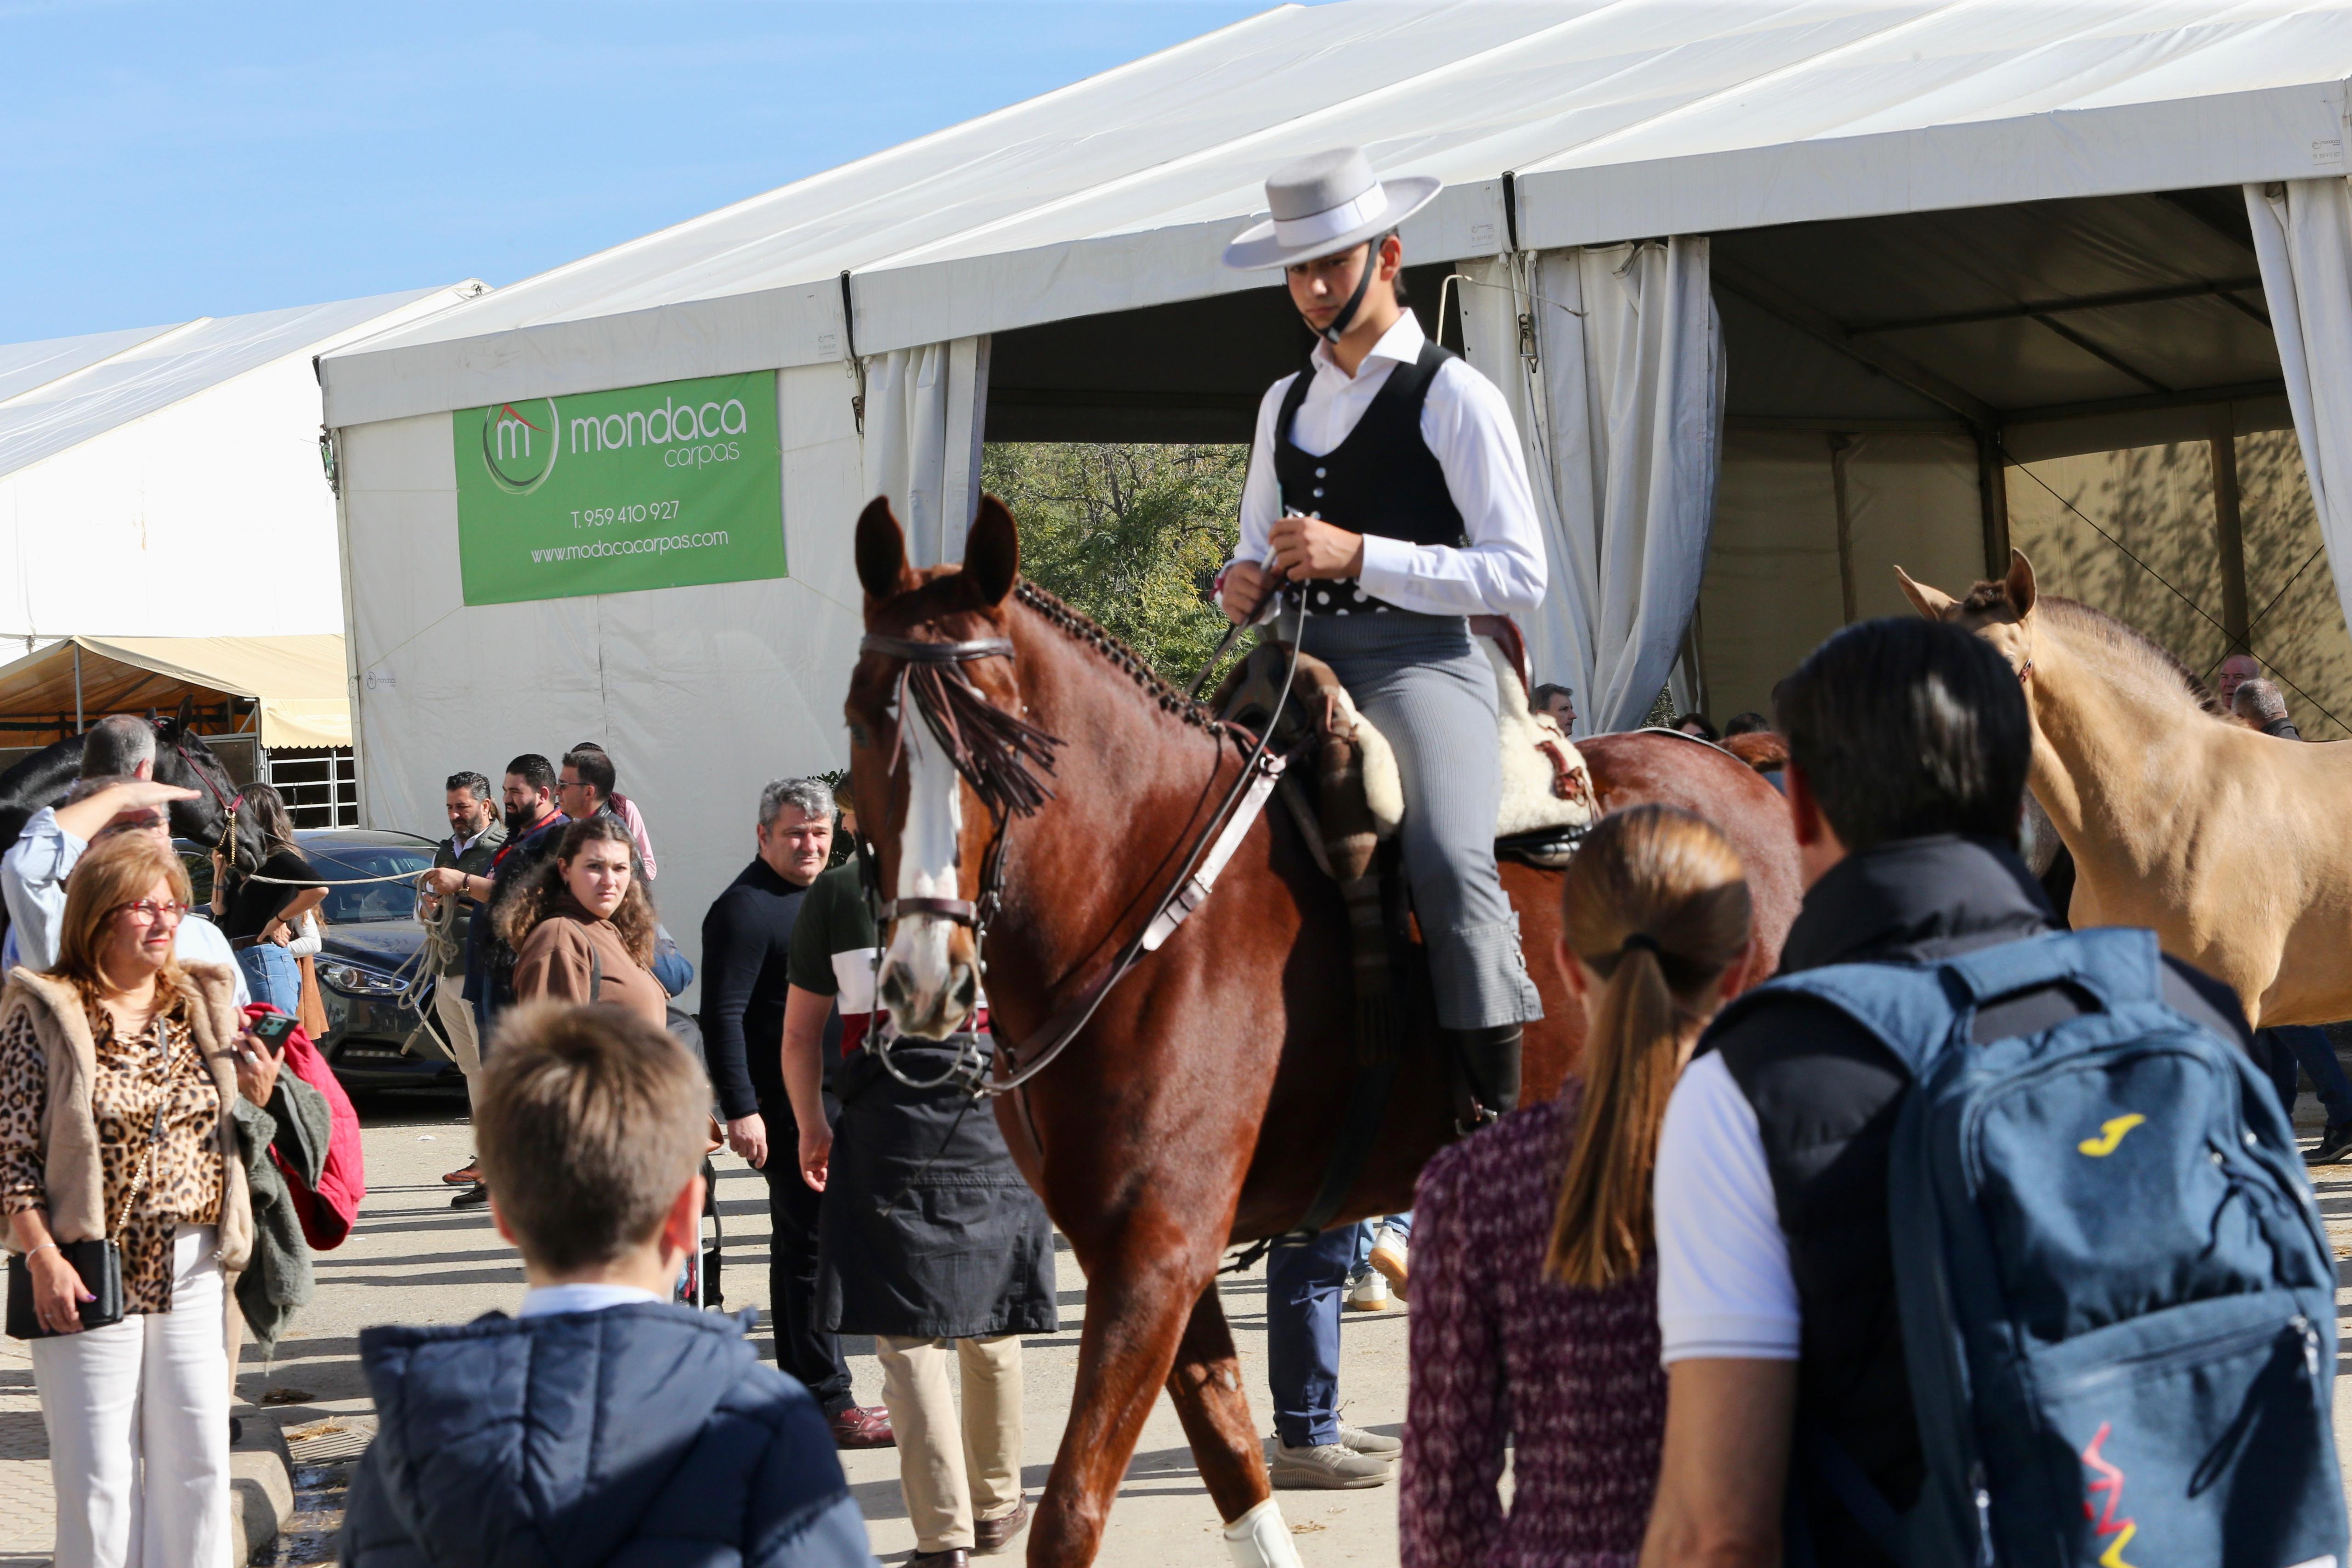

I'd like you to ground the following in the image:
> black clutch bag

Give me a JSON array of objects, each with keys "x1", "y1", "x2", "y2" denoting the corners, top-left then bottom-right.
[
  {"x1": 6, "y1": 1238, "x2": 124, "y2": 1338},
  {"x1": 5, "y1": 1102, "x2": 158, "y2": 1339}
]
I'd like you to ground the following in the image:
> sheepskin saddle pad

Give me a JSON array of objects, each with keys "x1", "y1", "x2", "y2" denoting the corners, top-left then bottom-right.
[{"x1": 1214, "y1": 617, "x2": 1594, "y2": 874}]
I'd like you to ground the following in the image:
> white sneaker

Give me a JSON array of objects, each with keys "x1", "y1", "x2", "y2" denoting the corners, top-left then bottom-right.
[
  {"x1": 1270, "y1": 1438, "x2": 1394, "y2": 1489},
  {"x1": 1338, "y1": 1423, "x2": 1402, "y2": 1458},
  {"x1": 1368, "y1": 1225, "x2": 1409, "y2": 1299},
  {"x1": 1343, "y1": 1267, "x2": 1389, "y2": 1312}
]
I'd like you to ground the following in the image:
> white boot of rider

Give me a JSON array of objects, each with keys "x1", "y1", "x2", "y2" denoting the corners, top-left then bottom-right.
[{"x1": 1222, "y1": 1498, "x2": 1305, "y2": 1568}]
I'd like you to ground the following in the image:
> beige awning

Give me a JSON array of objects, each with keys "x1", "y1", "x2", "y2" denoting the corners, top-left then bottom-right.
[{"x1": 0, "y1": 635, "x2": 349, "y2": 749}]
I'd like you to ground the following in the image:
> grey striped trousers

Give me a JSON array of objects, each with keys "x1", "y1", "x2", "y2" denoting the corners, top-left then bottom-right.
[{"x1": 1298, "y1": 609, "x2": 1543, "y2": 1031}]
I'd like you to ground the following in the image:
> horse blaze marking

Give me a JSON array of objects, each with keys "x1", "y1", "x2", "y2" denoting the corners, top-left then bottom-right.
[
  {"x1": 2078, "y1": 1113, "x2": 2147, "y2": 1157},
  {"x1": 2081, "y1": 1421, "x2": 2140, "y2": 1568}
]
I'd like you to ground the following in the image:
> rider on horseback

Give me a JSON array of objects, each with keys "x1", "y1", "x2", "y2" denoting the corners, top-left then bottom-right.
[{"x1": 1218, "y1": 147, "x2": 1547, "y2": 1122}]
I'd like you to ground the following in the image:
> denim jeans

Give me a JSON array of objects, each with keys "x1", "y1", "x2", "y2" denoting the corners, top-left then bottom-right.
[
  {"x1": 236, "y1": 941, "x2": 301, "y2": 1017},
  {"x1": 2262, "y1": 1025, "x2": 2352, "y2": 1128},
  {"x1": 1265, "y1": 1227, "x2": 1356, "y2": 1448}
]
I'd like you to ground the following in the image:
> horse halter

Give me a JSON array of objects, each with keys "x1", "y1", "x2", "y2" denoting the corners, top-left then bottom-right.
[{"x1": 158, "y1": 724, "x2": 243, "y2": 856}]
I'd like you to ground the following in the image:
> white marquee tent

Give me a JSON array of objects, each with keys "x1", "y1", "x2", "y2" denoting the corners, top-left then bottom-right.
[
  {"x1": 317, "y1": 0, "x2": 2352, "y2": 975},
  {"x1": 0, "y1": 284, "x2": 484, "y2": 647}
]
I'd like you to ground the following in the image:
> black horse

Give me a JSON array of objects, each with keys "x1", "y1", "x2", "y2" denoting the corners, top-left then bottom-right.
[{"x1": 0, "y1": 698, "x2": 244, "y2": 875}]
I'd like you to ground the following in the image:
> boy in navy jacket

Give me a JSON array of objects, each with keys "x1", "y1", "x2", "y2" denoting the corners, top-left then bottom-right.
[{"x1": 339, "y1": 1002, "x2": 874, "y2": 1568}]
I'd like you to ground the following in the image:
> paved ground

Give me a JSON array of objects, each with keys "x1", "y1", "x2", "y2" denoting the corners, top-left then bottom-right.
[{"x1": 7, "y1": 1081, "x2": 2352, "y2": 1565}]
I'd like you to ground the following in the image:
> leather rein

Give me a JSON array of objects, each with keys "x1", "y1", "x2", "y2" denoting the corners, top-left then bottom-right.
[{"x1": 855, "y1": 612, "x2": 1297, "y2": 1100}]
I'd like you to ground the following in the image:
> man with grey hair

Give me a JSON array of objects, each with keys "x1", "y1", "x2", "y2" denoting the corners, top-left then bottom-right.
[
  {"x1": 2232, "y1": 676, "x2": 2301, "y2": 739},
  {"x1": 699, "y1": 775, "x2": 890, "y2": 1448}
]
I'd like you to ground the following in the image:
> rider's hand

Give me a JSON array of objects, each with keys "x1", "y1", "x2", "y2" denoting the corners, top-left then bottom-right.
[
  {"x1": 727, "y1": 1113, "x2": 769, "y2": 1169},
  {"x1": 1220, "y1": 560, "x2": 1272, "y2": 625},
  {"x1": 30, "y1": 1244, "x2": 93, "y2": 1335},
  {"x1": 1268, "y1": 514, "x2": 1366, "y2": 581},
  {"x1": 421, "y1": 867, "x2": 467, "y2": 899},
  {"x1": 798, "y1": 1123, "x2": 832, "y2": 1193}
]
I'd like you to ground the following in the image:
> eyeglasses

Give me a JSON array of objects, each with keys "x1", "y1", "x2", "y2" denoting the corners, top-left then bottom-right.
[{"x1": 115, "y1": 900, "x2": 191, "y2": 927}]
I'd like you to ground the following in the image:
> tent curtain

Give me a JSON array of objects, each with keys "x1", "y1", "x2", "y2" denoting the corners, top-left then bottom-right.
[
  {"x1": 2246, "y1": 178, "x2": 2352, "y2": 643},
  {"x1": 860, "y1": 335, "x2": 992, "y2": 568},
  {"x1": 1459, "y1": 238, "x2": 1724, "y2": 733}
]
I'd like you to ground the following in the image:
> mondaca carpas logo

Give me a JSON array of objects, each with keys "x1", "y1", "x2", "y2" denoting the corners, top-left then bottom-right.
[{"x1": 481, "y1": 398, "x2": 561, "y2": 495}]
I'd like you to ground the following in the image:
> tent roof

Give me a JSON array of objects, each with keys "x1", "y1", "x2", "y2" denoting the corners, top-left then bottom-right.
[
  {"x1": 2, "y1": 286, "x2": 482, "y2": 479},
  {"x1": 0, "y1": 635, "x2": 350, "y2": 749},
  {"x1": 318, "y1": 0, "x2": 2352, "y2": 429}
]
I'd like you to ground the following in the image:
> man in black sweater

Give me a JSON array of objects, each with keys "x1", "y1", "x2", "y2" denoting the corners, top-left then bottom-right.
[{"x1": 700, "y1": 776, "x2": 892, "y2": 1450}]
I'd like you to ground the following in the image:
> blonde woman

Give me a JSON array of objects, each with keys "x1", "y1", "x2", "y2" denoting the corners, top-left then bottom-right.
[
  {"x1": 1400, "y1": 806, "x2": 1756, "y2": 1567},
  {"x1": 1, "y1": 833, "x2": 275, "y2": 1568}
]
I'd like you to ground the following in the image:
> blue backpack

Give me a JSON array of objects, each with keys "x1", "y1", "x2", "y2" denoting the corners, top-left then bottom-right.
[{"x1": 1731, "y1": 927, "x2": 2344, "y2": 1568}]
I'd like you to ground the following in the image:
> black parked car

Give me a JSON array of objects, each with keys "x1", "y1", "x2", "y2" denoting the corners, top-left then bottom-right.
[{"x1": 176, "y1": 827, "x2": 463, "y2": 1095}]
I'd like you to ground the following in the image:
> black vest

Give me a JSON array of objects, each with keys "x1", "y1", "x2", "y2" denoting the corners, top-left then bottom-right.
[{"x1": 1271, "y1": 340, "x2": 1465, "y2": 613}]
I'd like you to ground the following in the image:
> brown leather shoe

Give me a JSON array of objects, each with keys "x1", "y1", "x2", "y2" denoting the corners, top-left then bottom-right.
[
  {"x1": 442, "y1": 1159, "x2": 480, "y2": 1185},
  {"x1": 974, "y1": 1497, "x2": 1029, "y2": 1553},
  {"x1": 906, "y1": 1551, "x2": 968, "y2": 1568},
  {"x1": 827, "y1": 1404, "x2": 894, "y2": 1449}
]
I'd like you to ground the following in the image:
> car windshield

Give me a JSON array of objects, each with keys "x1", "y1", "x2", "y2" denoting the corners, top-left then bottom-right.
[{"x1": 305, "y1": 844, "x2": 433, "y2": 924}]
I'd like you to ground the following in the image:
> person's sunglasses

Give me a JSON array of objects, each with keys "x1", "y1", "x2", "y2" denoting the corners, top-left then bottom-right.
[{"x1": 115, "y1": 900, "x2": 191, "y2": 926}]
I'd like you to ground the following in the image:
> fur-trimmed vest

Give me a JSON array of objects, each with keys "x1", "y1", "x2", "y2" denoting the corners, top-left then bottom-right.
[{"x1": 2, "y1": 961, "x2": 253, "y2": 1272}]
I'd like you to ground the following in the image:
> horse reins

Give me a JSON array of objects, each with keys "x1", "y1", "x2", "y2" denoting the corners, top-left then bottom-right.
[{"x1": 856, "y1": 599, "x2": 1303, "y2": 1101}]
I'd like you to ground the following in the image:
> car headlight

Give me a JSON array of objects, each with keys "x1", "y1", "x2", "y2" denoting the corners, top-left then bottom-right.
[{"x1": 319, "y1": 962, "x2": 406, "y2": 997}]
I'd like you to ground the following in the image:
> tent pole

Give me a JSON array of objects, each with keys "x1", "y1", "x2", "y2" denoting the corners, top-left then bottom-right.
[
  {"x1": 1975, "y1": 430, "x2": 2011, "y2": 577},
  {"x1": 1828, "y1": 433, "x2": 1857, "y2": 623},
  {"x1": 2208, "y1": 409, "x2": 2249, "y2": 654},
  {"x1": 72, "y1": 644, "x2": 82, "y2": 735}
]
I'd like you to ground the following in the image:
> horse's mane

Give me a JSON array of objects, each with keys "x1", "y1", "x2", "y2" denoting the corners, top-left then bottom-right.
[
  {"x1": 1963, "y1": 579, "x2": 2223, "y2": 717},
  {"x1": 1012, "y1": 579, "x2": 1219, "y2": 733}
]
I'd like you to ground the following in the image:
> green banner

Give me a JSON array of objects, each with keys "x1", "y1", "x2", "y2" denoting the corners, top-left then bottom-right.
[{"x1": 452, "y1": 371, "x2": 785, "y2": 605}]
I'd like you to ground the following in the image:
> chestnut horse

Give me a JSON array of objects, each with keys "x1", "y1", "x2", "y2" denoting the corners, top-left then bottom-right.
[
  {"x1": 1899, "y1": 550, "x2": 2352, "y2": 1027},
  {"x1": 847, "y1": 496, "x2": 1799, "y2": 1566}
]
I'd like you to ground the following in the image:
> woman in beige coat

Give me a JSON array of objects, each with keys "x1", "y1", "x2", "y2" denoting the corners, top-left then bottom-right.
[
  {"x1": 499, "y1": 813, "x2": 667, "y2": 1028},
  {"x1": 1, "y1": 832, "x2": 277, "y2": 1568}
]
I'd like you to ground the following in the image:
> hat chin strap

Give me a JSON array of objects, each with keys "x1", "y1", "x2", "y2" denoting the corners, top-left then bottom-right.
[{"x1": 1313, "y1": 243, "x2": 1378, "y2": 345}]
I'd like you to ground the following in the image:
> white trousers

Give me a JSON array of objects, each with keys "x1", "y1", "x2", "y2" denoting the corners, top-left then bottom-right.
[{"x1": 29, "y1": 1225, "x2": 232, "y2": 1568}]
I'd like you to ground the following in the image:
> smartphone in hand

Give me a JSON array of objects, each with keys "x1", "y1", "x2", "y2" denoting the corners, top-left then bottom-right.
[{"x1": 246, "y1": 1012, "x2": 298, "y2": 1056}]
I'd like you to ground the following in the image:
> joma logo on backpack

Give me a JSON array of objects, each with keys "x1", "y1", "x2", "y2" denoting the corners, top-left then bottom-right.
[{"x1": 2077, "y1": 1114, "x2": 2147, "y2": 1157}]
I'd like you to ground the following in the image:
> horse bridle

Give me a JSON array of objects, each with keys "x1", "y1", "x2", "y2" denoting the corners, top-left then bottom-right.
[
  {"x1": 160, "y1": 726, "x2": 243, "y2": 856},
  {"x1": 855, "y1": 607, "x2": 1301, "y2": 1100}
]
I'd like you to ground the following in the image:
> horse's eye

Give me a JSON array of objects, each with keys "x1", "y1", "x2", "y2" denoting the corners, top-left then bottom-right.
[{"x1": 848, "y1": 722, "x2": 870, "y2": 747}]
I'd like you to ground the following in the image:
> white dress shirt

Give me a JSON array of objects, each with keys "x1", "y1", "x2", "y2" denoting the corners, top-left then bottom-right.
[
  {"x1": 1228, "y1": 311, "x2": 1547, "y2": 620},
  {"x1": 0, "y1": 807, "x2": 251, "y2": 1004},
  {"x1": 517, "y1": 1282, "x2": 661, "y2": 1317}
]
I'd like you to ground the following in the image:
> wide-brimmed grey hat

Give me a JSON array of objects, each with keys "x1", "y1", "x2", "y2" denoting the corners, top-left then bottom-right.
[{"x1": 1222, "y1": 147, "x2": 1441, "y2": 271}]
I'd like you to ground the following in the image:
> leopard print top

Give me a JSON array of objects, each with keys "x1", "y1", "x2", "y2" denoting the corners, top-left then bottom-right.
[{"x1": 0, "y1": 987, "x2": 223, "y2": 1313}]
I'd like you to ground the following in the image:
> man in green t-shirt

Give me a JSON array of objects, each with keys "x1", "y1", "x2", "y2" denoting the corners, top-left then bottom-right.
[{"x1": 782, "y1": 858, "x2": 1055, "y2": 1565}]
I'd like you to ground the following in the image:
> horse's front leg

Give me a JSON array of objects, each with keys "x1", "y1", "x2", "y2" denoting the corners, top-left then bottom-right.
[
  {"x1": 1167, "y1": 1280, "x2": 1302, "y2": 1568},
  {"x1": 1029, "y1": 1213, "x2": 1213, "y2": 1568}
]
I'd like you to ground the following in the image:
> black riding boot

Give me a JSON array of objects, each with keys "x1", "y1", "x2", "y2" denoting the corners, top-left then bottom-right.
[{"x1": 1445, "y1": 1023, "x2": 1523, "y2": 1132}]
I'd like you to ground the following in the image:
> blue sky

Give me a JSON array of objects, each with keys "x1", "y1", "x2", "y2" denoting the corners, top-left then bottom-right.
[{"x1": 0, "y1": 1, "x2": 1279, "y2": 344}]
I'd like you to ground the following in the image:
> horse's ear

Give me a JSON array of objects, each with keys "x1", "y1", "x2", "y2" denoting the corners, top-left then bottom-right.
[
  {"x1": 174, "y1": 694, "x2": 194, "y2": 733},
  {"x1": 855, "y1": 497, "x2": 916, "y2": 601},
  {"x1": 2004, "y1": 548, "x2": 2038, "y2": 618},
  {"x1": 961, "y1": 495, "x2": 1019, "y2": 608},
  {"x1": 1894, "y1": 565, "x2": 1957, "y2": 620}
]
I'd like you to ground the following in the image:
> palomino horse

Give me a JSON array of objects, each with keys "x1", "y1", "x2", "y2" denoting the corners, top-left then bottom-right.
[
  {"x1": 1899, "y1": 549, "x2": 2352, "y2": 1027},
  {"x1": 848, "y1": 496, "x2": 1799, "y2": 1565}
]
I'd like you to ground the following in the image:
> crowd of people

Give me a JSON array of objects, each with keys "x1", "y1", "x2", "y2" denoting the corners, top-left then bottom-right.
[{"x1": 4, "y1": 611, "x2": 2342, "y2": 1568}]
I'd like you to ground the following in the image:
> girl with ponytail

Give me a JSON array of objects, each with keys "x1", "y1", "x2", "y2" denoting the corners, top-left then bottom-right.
[{"x1": 1400, "y1": 805, "x2": 1753, "y2": 1567}]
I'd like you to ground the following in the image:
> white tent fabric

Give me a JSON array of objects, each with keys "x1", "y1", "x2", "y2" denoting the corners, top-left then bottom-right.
[
  {"x1": 317, "y1": 2, "x2": 2352, "y2": 429},
  {"x1": 2247, "y1": 177, "x2": 2352, "y2": 644},
  {"x1": 861, "y1": 337, "x2": 991, "y2": 567},
  {"x1": 1459, "y1": 240, "x2": 1723, "y2": 730},
  {"x1": 0, "y1": 285, "x2": 482, "y2": 643}
]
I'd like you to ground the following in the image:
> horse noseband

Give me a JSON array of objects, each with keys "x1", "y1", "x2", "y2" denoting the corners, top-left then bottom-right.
[{"x1": 882, "y1": 895, "x2": 984, "y2": 926}]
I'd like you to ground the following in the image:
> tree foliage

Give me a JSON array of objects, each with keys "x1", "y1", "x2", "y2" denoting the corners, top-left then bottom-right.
[{"x1": 981, "y1": 443, "x2": 1246, "y2": 681}]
